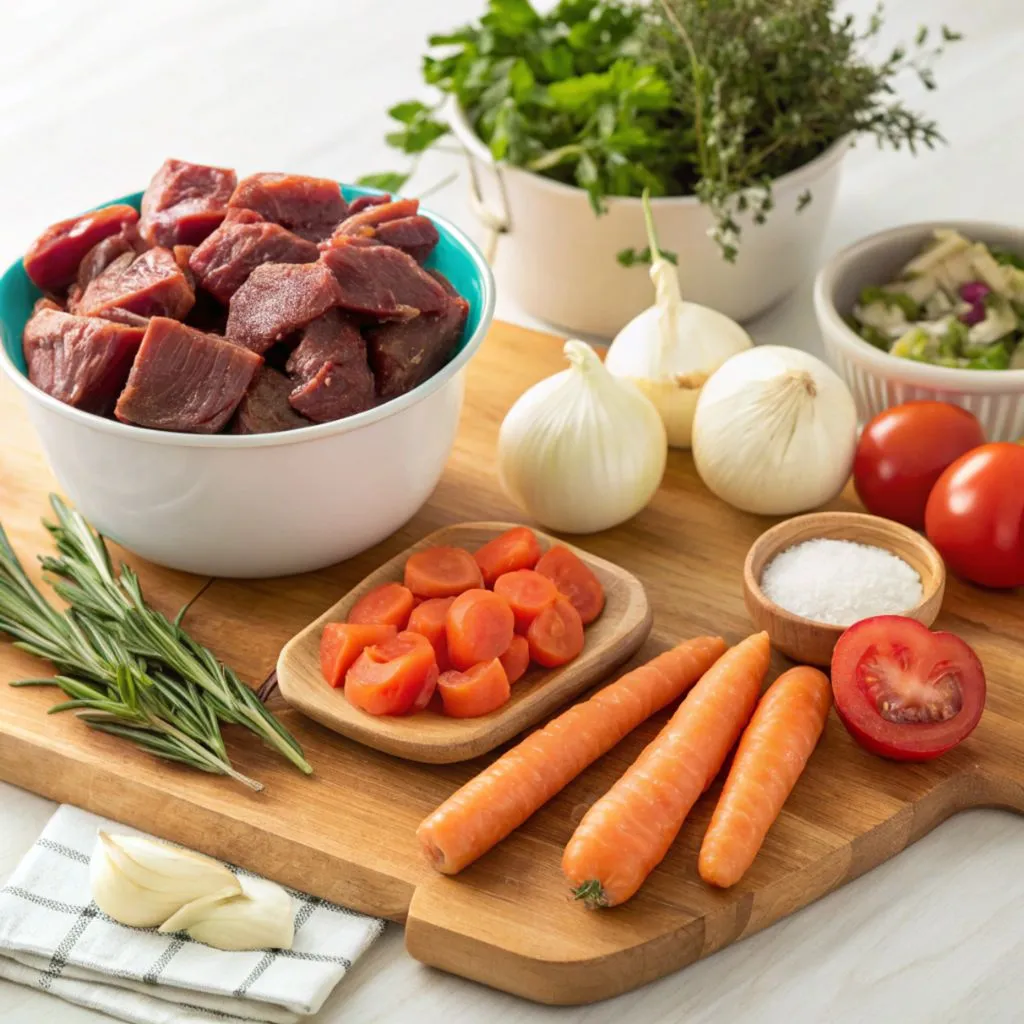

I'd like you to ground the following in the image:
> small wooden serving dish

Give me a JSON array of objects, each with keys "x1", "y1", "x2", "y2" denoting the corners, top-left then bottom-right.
[
  {"x1": 743, "y1": 511, "x2": 946, "y2": 667},
  {"x1": 276, "y1": 521, "x2": 652, "y2": 763}
]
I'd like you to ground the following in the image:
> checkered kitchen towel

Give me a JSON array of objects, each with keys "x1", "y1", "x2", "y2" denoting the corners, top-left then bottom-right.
[{"x1": 0, "y1": 806, "x2": 385, "y2": 1024}]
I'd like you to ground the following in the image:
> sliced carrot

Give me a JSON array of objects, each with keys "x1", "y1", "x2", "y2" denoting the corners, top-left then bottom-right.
[
  {"x1": 407, "y1": 597, "x2": 455, "y2": 671},
  {"x1": 348, "y1": 582, "x2": 415, "y2": 629},
  {"x1": 320, "y1": 622, "x2": 397, "y2": 688},
  {"x1": 411, "y1": 663, "x2": 440, "y2": 713},
  {"x1": 562, "y1": 632, "x2": 771, "y2": 907},
  {"x1": 446, "y1": 589, "x2": 515, "y2": 670},
  {"x1": 699, "y1": 666, "x2": 831, "y2": 888},
  {"x1": 526, "y1": 596, "x2": 584, "y2": 668},
  {"x1": 493, "y1": 570, "x2": 559, "y2": 633},
  {"x1": 417, "y1": 636, "x2": 727, "y2": 874},
  {"x1": 404, "y1": 546, "x2": 483, "y2": 599},
  {"x1": 437, "y1": 659, "x2": 511, "y2": 718},
  {"x1": 474, "y1": 527, "x2": 542, "y2": 587},
  {"x1": 345, "y1": 630, "x2": 437, "y2": 716},
  {"x1": 534, "y1": 545, "x2": 604, "y2": 625},
  {"x1": 498, "y1": 634, "x2": 530, "y2": 684}
]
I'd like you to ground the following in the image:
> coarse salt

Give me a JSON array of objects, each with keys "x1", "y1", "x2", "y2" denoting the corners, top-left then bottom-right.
[{"x1": 760, "y1": 538, "x2": 923, "y2": 627}]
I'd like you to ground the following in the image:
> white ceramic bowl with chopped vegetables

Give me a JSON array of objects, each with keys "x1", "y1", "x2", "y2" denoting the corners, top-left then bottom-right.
[{"x1": 814, "y1": 221, "x2": 1024, "y2": 441}]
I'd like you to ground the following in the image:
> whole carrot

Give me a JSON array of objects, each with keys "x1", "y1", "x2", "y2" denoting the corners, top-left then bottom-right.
[
  {"x1": 417, "y1": 636, "x2": 727, "y2": 874},
  {"x1": 699, "y1": 665, "x2": 831, "y2": 888},
  {"x1": 562, "y1": 631, "x2": 771, "y2": 907}
]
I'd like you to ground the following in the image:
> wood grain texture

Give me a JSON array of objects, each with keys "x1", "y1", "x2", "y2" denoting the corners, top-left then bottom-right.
[
  {"x1": 1, "y1": 321, "x2": 1023, "y2": 1006},
  {"x1": 276, "y1": 522, "x2": 652, "y2": 763},
  {"x1": 743, "y1": 511, "x2": 946, "y2": 666}
]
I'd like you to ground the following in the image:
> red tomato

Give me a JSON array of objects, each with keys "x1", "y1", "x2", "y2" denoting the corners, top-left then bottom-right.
[
  {"x1": 853, "y1": 402, "x2": 985, "y2": 529},
  {"x1": 831, "y1": 616, "x2": 986, "y2": 761},
  {"x1": 924, "y1": 442, "x2": 1024, "y2": 589}
]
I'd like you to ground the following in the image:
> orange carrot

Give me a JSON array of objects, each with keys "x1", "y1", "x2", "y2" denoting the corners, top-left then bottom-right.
[
  {"x1": 407, "y1": 597, "x2": 455, "y2": 671},
  {"x1": 535, "y1": 546, "x2": 604, "y2": 625},
  {"x1": 417, "y1": 636, "x2": 727, "y2": 874},
  {"x1": 320, "y1": 623, "x2": 397, "y2": 687},
  {"x1": 493, "y1": 569, "x2": 559, "y2": 632},
  {"x1": 562, "y1": 632, "x2": 771, "y2": 907},
  {"x1": 474, "y1": 527, "x2": 542, "y2": 587},
  {"x1": 345, "y1": 631, "x2": 437, "y2": 716},
  {"x1": 527, "y1": 596, "x2": 584, "y2": 668},
  {"x1": 446, "y1": 589, "x2": 515, "y2": 670},
  {"x1": 348, "y1": 582, "x2": 415, "y2": 629},
  {"x1": 438, "y1": 659, "x2": 511, "y2": 718},
  {"x1": 498, "y1": 634, "x2": 530, "y2": 684},
  {"x1": 699, "y1": 666, "x2": 831, "y2": 888},
  {"x1": 404, "y1": 546, "x2": 483, "y2": 599}
]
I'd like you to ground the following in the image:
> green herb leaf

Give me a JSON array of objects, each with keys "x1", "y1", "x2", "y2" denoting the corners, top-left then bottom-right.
[
  {"x1": 355, "y1": 172, "x2": 409, "y2": 193},
  {"x1": 616, "y1": 246, "x2": 678, "y2": 267}
]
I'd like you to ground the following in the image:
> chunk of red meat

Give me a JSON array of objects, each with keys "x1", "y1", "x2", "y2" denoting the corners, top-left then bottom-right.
[
  {"x1": 139, "y1": 159, "x2": 237, "y2": 247},
  {"x1": 225, "y1": 261, "x2": 341, "y2": 354},
  {"x1": 115, "y1": 317, "x2": 261, "y2": 433},
  {"x1": 23, "y1": 204, "x2": 139, "y2": 292},
  {"x1": 76, "y1": 248, "x2": 195, "y2": 321},
  {"x1": 289, "y1": 358, "x2": 375, "y2": 424},
  {"x1": 23, "y1": 307, "x2": 144, "y2": 414},
  {"x1": 228, "y1": 173, "x2": 347, "y2": 242},
  {"x1": 96, "y1": 308, "x2": 150, "y2": 329},
  {"x1": 284, "y1": 309, "x2": 363, "y2": 380},
  {"x1": 231, "y1": 366, "x2": 310, "y2": 434},
  {"x1": 366, "y1": 294, "x2": 468, "y2": 400},
  {"x1": 374, "y1": 216, "x2": 440, "y2": 263},
  {"x1": 189, "y1": 218, "x2": 319, "y2": 303},
  {"x1": 76, "y1": 227, "x2": 144, "y2": 290},
  {"x1": 320, "y1": 239, "x2": 447, "y2": 319},
  {"x1": 346, "y1": 194, "x2": 391, "y2": 216},
  {"x1": 332, "y1": 198, "x2": 419, "y2": 239}
]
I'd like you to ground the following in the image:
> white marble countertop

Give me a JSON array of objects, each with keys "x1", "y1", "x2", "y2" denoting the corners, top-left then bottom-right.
[{"x1": 1, "y1": 1, "x2": 1023, "y2": 1021}]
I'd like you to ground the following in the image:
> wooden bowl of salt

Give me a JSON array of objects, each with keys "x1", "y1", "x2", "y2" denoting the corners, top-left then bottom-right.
[{"x1": 743, "y1": 511, "x2": 946, "y2": 667}]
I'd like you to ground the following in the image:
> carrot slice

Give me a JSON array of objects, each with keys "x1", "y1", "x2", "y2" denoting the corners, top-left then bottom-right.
[
  {"x1": 404, "y1": 546, "x2": 483, "y2": 599},
  {"x1": 562, "y1": 632, "x2": 771, "y2": 907},
  {"x1": 407, "y1": 597, "x2": 455, "y2": 671},
  {"x1": 526, "y1": 597, "x2": 584, "y2": 668},
  {"x1": 493, "y1": 570, "x2": 559, "y2": 633},
  {"x1": 345, "y1": 630, "x2": 437, "y2": 716},
  {"x1": 474, "y1": 527, "x2": 542, "y2": 587},
  {"x1": 498, "y1": 634, "x2": 530, "y2": 684},
  {"x1": 438, "y1": 659, "x2": 511, "y2": 718},
  {"x1": 535, "y1": 546, "x2": 604, "y2": 625},
  {"x1": 348, "y1": 582, "x2": 415, "y2": 629},
  {"x1": 699, "y1": 666, "x2": 831, "y2": 888},
  {"x1": 411, "y1": 663, "x2": 440, "y2": 713},
  {"x1": 417, "y1": 636, "x2": 727, "y2": 873},
  {"x1": 446, "y1": 589, "x2": 515, "y2": 670},
  {"x1": 320, "y1": 622, "x2": 397, "y2": 688}
]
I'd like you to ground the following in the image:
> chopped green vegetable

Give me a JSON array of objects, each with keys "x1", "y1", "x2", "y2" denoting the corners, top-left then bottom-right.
[
  {"x1": 992, "y1": 247, "x2": 1024, "y2": 271},
  {"x1": 858, "y1": 286, "x2": 921, "y2": 321}
]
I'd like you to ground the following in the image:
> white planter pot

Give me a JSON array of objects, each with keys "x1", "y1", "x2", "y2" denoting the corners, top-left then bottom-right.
[{"x1": 451, "y1": 103, "x2": 848, "y2": 338}]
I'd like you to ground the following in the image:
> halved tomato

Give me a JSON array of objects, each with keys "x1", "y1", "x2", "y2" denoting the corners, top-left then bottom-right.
[{"x1": 831, "y1": 616, "x2": 986, "y2": 761}]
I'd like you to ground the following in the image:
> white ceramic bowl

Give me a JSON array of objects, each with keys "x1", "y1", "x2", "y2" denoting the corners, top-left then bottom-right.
[
  {"x1": 451, "y1": 101, "x2": 848, "y2": 337},
  {"x1": 0, "y1": 189, "x2": 495, "y2": 578},
  {"x1": 814, "y1": 220, "x2": 1024, "y2": 441}
]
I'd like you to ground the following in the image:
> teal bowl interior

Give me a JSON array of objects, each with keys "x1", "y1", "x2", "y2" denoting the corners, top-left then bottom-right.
[{"x1": 0, "y1": 186, "x2": 489, "y2": 377}]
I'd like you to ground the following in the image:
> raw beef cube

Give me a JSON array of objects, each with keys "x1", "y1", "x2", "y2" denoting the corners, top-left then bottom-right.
[
  {"x1": 228, "y1": 173, "x2": 347, "y2": 242},
  {"x1": 346, "y1": 193, "x2": 391, "y2": 216},
  {"x1": 139, "y1": 159, "x2": 237, "y2": 247},
  {"x1": 374, "y1": 216, "x2": 440, "y2": 264},
  {"x1": 115, "y1": 317, "x2": 261, "y2": 433},
  {"x1": 321, "y1": 239, "x2": 447, "y2": 319},
  {"x1": 76, "y1": 227, "x2": 143, "y2": 290},
  {"x1": 366, "y1": 294, "x2": 468, "y2": 400},
  {"x1": 23, "y1": 204, "x2": 139, "y2": 291},
  {"x1": 284, "y1": 309, "x2": 363, "y2": 380},
  {"x1": 23, "y1": 307, "x2": 143, "y2": 414},
  {"x1": 289, "y1": 358, "x2": 375, "y2": 424},
  {"x1": 231, "y1": 366, "x2": 310, "y2": 434},
  {"x1": 96, "y1": 308, "x2": 151, "y2": 329},
  {"x1": 225, "y1": 261, "x2": 341, "y2": 354},
  {"x1": 189, "y1": 218, "x2": 319, "y2": 303},
  {"x1": 332, "y1": 198, "x2": 420, "y2": 239},
  {"x1": 77, "y1": 248, "x2": 195, "y2": 321}
]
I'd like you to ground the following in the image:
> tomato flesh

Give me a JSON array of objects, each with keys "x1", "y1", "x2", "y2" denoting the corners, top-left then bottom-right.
[{"x1": 831, "y1": 616, "x2": 985, "y2": 761}]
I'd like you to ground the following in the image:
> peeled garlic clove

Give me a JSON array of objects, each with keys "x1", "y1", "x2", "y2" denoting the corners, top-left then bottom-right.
[{"x1": 160, "y1": 874, "x2": 294, "y2": 951}]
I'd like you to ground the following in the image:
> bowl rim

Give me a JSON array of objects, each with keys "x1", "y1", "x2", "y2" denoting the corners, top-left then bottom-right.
[
  {"x1": 743, "y1": 510, "x2": 946, "y2": 637},
  {"x1": 813, "y1": 218, "x2": 1024, "y2": 388},
  {"x1": 0, "y1": 199, "x2": 496, "y2": 450}
]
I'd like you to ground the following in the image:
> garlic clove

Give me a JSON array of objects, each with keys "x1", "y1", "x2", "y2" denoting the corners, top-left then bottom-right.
[{"x1": 159, "y1": 874, "x2": 294, "y2": 951}]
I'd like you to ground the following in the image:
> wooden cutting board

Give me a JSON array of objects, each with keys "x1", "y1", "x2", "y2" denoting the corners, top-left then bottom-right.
[{"x1": 1, "y1": 321, "x2": 1022, "y2": 1006}]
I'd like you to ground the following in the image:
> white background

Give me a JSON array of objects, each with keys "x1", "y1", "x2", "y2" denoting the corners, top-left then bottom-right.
[{"x1": 2, "y1": 1, "x2": 1023, "y2": 1021}]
